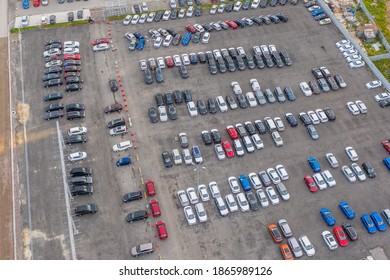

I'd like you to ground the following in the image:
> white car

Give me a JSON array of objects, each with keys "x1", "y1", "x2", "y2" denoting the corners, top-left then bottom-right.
[
  {"x1": 265, "y1": 186, "x2": 280, "y2": 205},
  {"x1": 197, "y1": 185, "x2": 210, "y2": 202},
  {"x1": 313, "y1": 173, "x2": 327, "y2": 190},
  {"x1": 322, "y1": 231, "x2": 338, "y2": 251},
  {"x1": 131, "y1": 15, "x2": 139, "y2": 24},
  {"x1": 249, "y1": 172, "x2": 262, "y2": 189},
  {"x1": 158, "y1": 106, "x2": 168, "y2": 122},
  {"x1": 236, "y1": 193, "x2": 250, "y2": 212},
  {"x1": 157, "y1": 57, "x2": 165, "y2": 69},
  {"x1": 186, "y1": 6, "x2": 194, "y2": 17},
  {"x1": 250, "y1": 79, "x2": 261, "y2": 91},
  {"x1": 218, "y1": 4, "x2": 226, "y2": 13},
  {"x1": 225, "y1": 194, "x2": 238, "y2": 212},
  {"x1": 194, "y1": 24, "x2": 205, "y2": 33},
  {"x1": 253, "y1": 45, "x2": 262, "y2": 55},
  {"x1": 172, "y1": 149, "x2": 183, "y2": 165},
  {"x1": 233, "y1": 139, "x2": 245, "y2": 156},
  {"x1": 162, "y1": 10, "x2": 171, "y2": 21},
  {"x1": 182, "y1": 149, "x2": 193, "y2": 165},
  {"x1": 184, "y1": 206, "x2": 197, "y2": 225},
  {"x1": 325, "y1": 153, "x2": 339, "y2": 168},
  {"x1": 342, "y1": 49, "x2": 358, "y2": 57},
  {"x1": 271, "y1": 131, "x2": 283, "y2": 147},
  {"x1": 64, "y1": 41, "x2": 80, "y2": 48},
  {"x1": 228, "y1": 177, "x2": 240, "y2": 193},
  {"x1": 231, "y1": 82, "x2": 242, "y2": 95},
  {"x1": 68, "y1": 126, "x2": 87, "y2": 136},
  {"x1": 341, "y1": 165, "x2": 357, "y2": 183},
  {"x1": 308, "y1": 5, "x2": 320, "y2": 12},
  {"x1": 365, "y1": 80, "x2": 382, "y2": 89},
  {"x1": 138, "y1": 14, "x2": 147, "y2": 24},
  {"x1": 182, "y1": 54, "x2": 190, "y2": 65},
  {"x1": 233, "y1": 1, "x2": 242, "y2": 11},
  {"x1": 336, "y1": 40, "x2": 350, "y2": 48},
  {"x1": 274, "y1": 117, "x2": 285, "y2": 131},
  {"x1": 215, "y1": 196, "x2": 229, "y2": 216},
  {"x1": 374, "y1": 92, "x2": 390, "y2": 102},
  {"x1": 346, "y1": 102, "x2": 360, "y2": 115},
  {"x1": 178, "y1": 190, "x2": 189, "y2": 207},
  {"x1": 299, "y1": 235, "x2": 315, "y2": 257},
  {"x1": 345, "y1": 146, "x2": 359, "y2": 161},
  {"x1": 64, "y1": 47, "x2": 80, "y2": 54},
  {"x1": 275, "y1": 164, "x2": 289, "y2": 181},
  {"x1": 251, "y1": 134, "x2": 264, "y2": 150},
  {"x1": 268, "y1": 44, "x2": 277, "y2": 53},
  {"x1": 169, "y1": 0, "x2": 177, "y2": 9},
  {"x1": 21, "y1": 15, "x2": 29, "y2": 27},
  {"x1": 208, "y1": 181, "x2": 220, "y2": 198},
  {"x1": 123, "y1": 15, "x2": 132, "y2": 25},
  {"x1": 202, "y1": 32, "x2": 210, "y2": 44},
  {"x1": 141, "y1": 2, "x2": 148, "y2": 12},
  {"x1": 178, "y1": 8, "x2": 186, "y2": 18},
  {"x1": 256, "y1": 189, "x2": 269, "y2": 208},
  {"x1": 43, "y1": 48, "x2": 61, "y2": 57},
  {"x1": 112, "y1": 141, "x2": 133, "y2": 152},
  {"x1": 319, "y1": 18, "x2": 332, "y2": 25},
  {"x1": 216, "y1": 96, "x2": 228, "y2": 112},
  {"x1": 139, "y1": 59, "x2": 147, "y2": 71},
  {"x1": 338, "y1": 44, "x2": 354, "y2": 52},
  {"x1": 321, "y1": 170, "x2": 336, "y2": 187},
  {"x1": 68, "y1": 151, "x2": 87, "y2": 162},
  {"x1": 346, "y1": 54, "x2": 362, "y2": 62},
  {"x1": 246, "y1": 92, "x2": 257, "y2": 107},
  {"x1": 124, "y1": 32, "x2": 136, "y2": 41},
  {"x1": 45, "y1": 60, "x2": 62, "y2": 68},
  {"x1": 195, "y1": 203, "x2": 208, "y2": 223},
  {"x1": 92, "y1": 44, "x2": 109, "y2": 52},
  {"x1": 162, "y1": 35, "x2": 173, "y2": 47},
  {"x1": 187, "y1": 101, "x2": 198, "y2": 117},
  {"x1": 300, "y1": 82, "x2": 312, "y2": 96},
  {"x1": 173, "y1": 55, "x2": 182, "y2": 66},
  {"x1": 307, "y1": 111, "x2": 320, "y2": 124},
  {"x1": 210, "y1": 5, "x2": 218, "y2": 14},
  {"x1": 355, "y1": 100, "x2": 368, "y2": 114},
  {"x1": 351, "y1": 163, "x2": 366, "y2": 181},
  {"x1": 153, "y1": 36, "x2": 163, "y2": 48},
  {"x1": 186, "y1": 187, "x2": 199, "y2": 204},
  {"x1": 267, "y1": 168, "x2": 281, "y2": 184},
  {"x1": 349, "y1": 60, "x2": 365, "y2": 68},
  {"x1": 147, "y1": 12, "x2": 155, "y2": 22},
  {"x1": 242, "y1": 18, "x2": 254, "y2": 26},
  {"x1": 215, "y1": 144, "x2": 226, "y2": 160},
  {"x1": 315, "y1": 109, "x2": 328, "y2": 123},
  {"x1": 251, "y1": 0, "x2": 260, "y2": 9}
]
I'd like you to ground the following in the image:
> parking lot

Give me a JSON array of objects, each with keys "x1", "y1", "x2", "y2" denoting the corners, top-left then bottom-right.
[{"x1": 16, "y1": 4, "x2": 390, "y2": 260}]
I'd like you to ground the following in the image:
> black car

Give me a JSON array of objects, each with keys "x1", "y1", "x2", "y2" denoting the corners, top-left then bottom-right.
[
  {"x1": 70, "y1": 176, "x2": 93, "y2": 186},
  {"x1": 44, "y1": 110, "x2": 64, "y2": 120},
  {"x1": 299, "y1": 112, "x2": 312, "y2": 126},
  {"x1": 268, "y1": 14, "x2": 280, "y2": 24},
  {"x1": 75, "y1": 204, "x2": 97, "y2": 216},
  {"x1": 309, "y1": 80, "x2": 321, "y2": 95},
  {"x1": 208, "y1": 59, "x2": 218, "y2": 74},
  {"x1": 342, "y1": 222, "x2": 358, "y2": 241},
  {"x1": 63, "y1": 60, "x2": 81, "y2": 66},
  {"x1": 67, "y1": 111, "x2": 85, "y2": 120},
  {"x1": 173, "y1": 90, "x2": 182, "y2": 104},
  {"x1": 179, "y1": 0, "x2": 185, "y2": 7},
  {"x1": 163, "y1": 92, "x2": 173, "y2": 105},
  {"x1": 148, "y1": 107, "x2": 158, "y2": 123},
  {"x1": 226, "y1": 95, "x2": 237, "y2": 110},
  {"x1": 66, "y1": 76, "x2": 84, "y2": 84},
  {"x1": 255, "y1": 120, "x2": 267, "y2": 134},
  {"x1": 246, "y1": 191, "x2": 259, "y2": 211},
  {"x1": 216, "y1": 57, "x2": 227, "y2": 73},
  {"x1": 123, "y1": 191, "x2": 143, "y2": 203},
  {"x1": 208, "y1": 98, "x2": 217, "y2": 114},
  {"x1": 379, "y1": 98, "x2": 390, "y2": 107},
  {"x1": 71, "y1": 186, "x2": 93, "y2": 196},
  {"x1": 201, "y1": 131, "x2": 212, "y2": 145},
  {"x1": 284, "y1": 86, "x2": 296, "y2": 101},
  {"x1": 323, "y1": 107, "x2": 336, "y2": 121},
  {"x1": 226, "y1": 2, "x2": 233, "y2": 12},
  {"x1": 126, "y1": 210, "x2": 148, "y2": 222},
  {"x1": 226, "y1": 57, "x2": 236, "y2": 72},
  {"x1": 155, "y1": 93, "x2": 164, "y2": 106},
  {"x1": 44, "y1": 92, "x2": 63, "y2": 101},
  {"x1": 66, "y1": 103, "x2": 85, "y2": 112},
  {"x1": 272, "y1": 53, "x2": 284, "y2": 68},
  {"x1": 197, "y1": 99, "x2": 208, "y2": 115},
  {"x1": 170, "y1": 9, "x2": 177, "y2": 20},
  {"x1": 190, "y1": 53, "x2": 198, "y2": 64},
  {"x1": 66, "y1": 83, "x2": 82, "y2": 92},
  {"x1": 362, "y1": 162, "x2": 376, "y2": 178},
  {"x1": 172, "y1": 34, "x2": 181, "y2": 46},
  {"x1": 154, "y1": 11, "x2": 163, "y2": 22},
  {"x1": 285, "y1": 114, "x2": 298, "y2": 127},
  {"x1": 195, "y1": 6, "x2": 202, "y2": 17},
  {"x1": 210, "y1": 129, "x2": 221, "y2": 144},
  {"x1": 234, "y1": 19, "x2": 246, "y2": 28},
  {"x1": 182, "y1": 89, "x2": 192, "y2": 102},
  {"x1": 192, "y1": 32, "x2": 200, "y2": 44},
  {"x1": 326, "y1": 76, "x2": 339, "y2": 91},
  {"x1": 218, "y1": 21, "x2": 229, "y2": 30},
  {"x1": 49, "y1": 15, "x2": 56, "y2": 24},
  {"x1": 65, "y1": 135, "x2": 88, "y2": 144},
  {"x1": 107, "y1": 118, "x2": 125, "y2": 129},
  {"x1": 251, "y1": 17, "x2": 263, "y2": 25},
  {"x1": 45, "y1": 103, "x2": 64, "y2": 112},
  {"x1": 162, "y1": 151, "x2": 173, "y2": 167},
  {"x1": 235, "y1": 124, "x2": 247, "y2": 138},
  {"x1": 194, "y1": 0, "x2": 201, "y2": 5},
  {"x1": 312, "y1": 68, "x2": 324, "y2": 79},
  {"x1": 45, "y1": 39, "x2": 61, "y2": 46},
  {"x1": 42, "y1": 73, "x2": 61, "y2": 81},
  {"x1": 280, "y1": 50, "x2": 292, "y2": 66},
  {"x1": 67, "y1": 12, "x2": 74, "y2": 22},
  {"x1": 275, "y1": 13, "x2": 288, "y2": 22},
  {"x1": 263, "y1": 53, "x2": 274, "y2": 67},
  {"x1": 133, "y1": 4, "x2": 141, "y2": 14},
  {"x1": 109, "y1": 79, "x2": 118, "y2": 92},
  {"x1": 254, "y1": 54, "x2": 265, "y2": 69},
  {"x1": 202, "y1": 23, "x2": 213, "y2": 32},
  {"x1": 70, "y1": 167, "x2": 93, "y2": 177},
  {"x1": 179, "y1": 65, "x2": 189, "y2": 79},
  {"x1": 167, "y1": 28, "x2": 177, "y2": 37},
  {"x1": 198, "y1": 52, "x2": 206, "y2": 64},
  {"x1": 279, "y1": 0, "x2": 287, "y2": 5},
  {"x1": 167, "y1": 105, "x2": 177, "y2": 120},
  {"x1": 244, "y1": 122, "x2": 256, "y2": 135},
  {"x1": 236, "y1": 94, "x2": 248, "y2": 109},
  {"x1": 144, "y1": 69, "x2": 153, "y2": 84},
  {"x1": 245, "y1": 54, "x2": 256, "y2": 69},
  {"x1": 64, "y1": 66, "x2": 81, "y2": 72},
  {"x1": 242, "y1": 0, "x2": 250, "y2": 9},
  {"x1": 315, "y1": 14, "x2": 328, "y2": 21},
  {"x1": 43, "y1": 79, "x2": 62, "y2": 88},
  {"x1": 45, "y1": 43, "x2": 62, "y2": 50}
]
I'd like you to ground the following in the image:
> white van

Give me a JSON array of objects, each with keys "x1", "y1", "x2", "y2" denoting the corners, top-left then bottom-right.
[{"x1": 112, "y1": 140, "x2": 133, "y2": 152}]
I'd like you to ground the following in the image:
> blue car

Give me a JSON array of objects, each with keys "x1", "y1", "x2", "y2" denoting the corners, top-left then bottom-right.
[
  {"x1": 308, "y1": 157, "x2": 321, "y2": 173},
  {"x1": 133, "y1": 32, "x2": 143, "y2": 40},
  {"x1": 371, "y1": 212, "x2": 387, "y2": 231},
  {"x1": 361, "y1": 214, "x2": 377, "y2": 234},
  {"x1": 384, "y1": 157, "x2": 390, "y2": 170},
  {"x1": 137, "y1": 38, "x2": 145, "y2": 51},
  {"x1": 320, "y1": 208, "x2": 336, "y2": 226},
  {"x1": 312, "y1": 9, "x2": 324, "y2": 17},
  {"x1": 339, "y1": 201, "x2": 355, "y2": 219},
  {"x1": 239, "y1": 175, "x2": 251, "y2": 192},
  {"x1": 23, "y1": 0, "x2": 29, "y2": 9},
  {"x1": 116, "y1": 157, "x2": 131, "y2": 166},
  {"x1": 181, "y1": 33, "x2": 192, "y2": 46}
]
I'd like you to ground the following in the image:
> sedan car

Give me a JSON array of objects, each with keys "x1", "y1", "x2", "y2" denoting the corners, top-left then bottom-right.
[
  {"x1": 361, "y1": 214, "x2": 377, "y2": 234},
  {"x1": 265, "y1": 186, "x2": 279, "y2": 205},
  {"x1": 341, "y1": 165, "x2": 357, "y2": 183},
  {"x1": 342, "y1": 222, "x2": 358, "y2": 241},
  {"x1": 322, "y1": 230, "x2": 338, "y2": 250},
  {"x1": 304, "y1": 175, "x2": 318, "y2": 192},
  {"x1": 346, "y1": 101, "x2": 360, "y2": 115},
  {"x1": 299, "y1": 235, "x2": 315, "y2": 257},
  {"x1": 339, "y1": 201, "x2": 355, "y2": 219},
  {"x1": 345, "y1": 146, "x2": 359, "y2": 162},
  {"x1": 186, "y1": 187, "x2": 199, "y2": 205},
  {"x1": 320, "y1": 208, "x2": 336, "y2": 226},
  {"x1": 308, "y1": 157, "x2": 321, "y2": 173},
  {"x1": 365, "y1": 80, "x2": 382, "y2": 89},
  {"x1": 197, "y1": 185, "x2": 210, "y2": 202},
  {"x1": 351, "y1": 163, "x2": 366, "y2": 181},
  {"x1": 93, "y1": 43, "x2": 110, "y2": 52},
  {"x1": 214, "y1": 144, "x2": 226, "y2": 161},
  {"x1": 333, "y1": 226, "x2": 348, "y2": 247},
  {"x1": 371, "y1": 212, "x2": 387, "y2": 231},
  {"x1": 268, "y1": 224, "x2": 283, "y2": 243},
  {"x1": 184, "y1": 206, "x2": 197, "y2": 225},
  {"x1": 162, "y1": 151, "x2": 173, "y2": 167},
  {"x1": 267, "y1": 168, "x2": 281, "y2": 184}
]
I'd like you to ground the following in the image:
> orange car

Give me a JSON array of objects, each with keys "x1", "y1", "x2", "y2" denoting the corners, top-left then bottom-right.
[
  {"x1": 280, "y1": 244, "x2": 294, "y2": 260},
  {"x1": 268, "y1": 224, "x2": 283, "y2": 243}
]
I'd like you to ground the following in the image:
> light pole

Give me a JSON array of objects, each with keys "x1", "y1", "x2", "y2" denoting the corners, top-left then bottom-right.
[{"x1": 191, "y1": 162, "x2": 206, "y2": 187}]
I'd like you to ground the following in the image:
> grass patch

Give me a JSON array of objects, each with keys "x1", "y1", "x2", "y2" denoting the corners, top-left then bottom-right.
[
  {"x1": 363, "y1": 39, "x2": 389, "y2": 56},
  {"x1": 355, "y1": 7, "x2": 370, "y2": 25},
  {"x1": 363, "y1": 0, "x2": 390, "y2": 42},
  {"x1": 10, "y1": 20, "x2": 89, "y2": 33},
  {"x1": 373, "y1": 58, "x2": 390, "y2": 82}
]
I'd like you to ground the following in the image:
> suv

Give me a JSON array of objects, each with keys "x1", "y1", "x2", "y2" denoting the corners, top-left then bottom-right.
[
  {"x1": 75, "y1": 204, "x2": 97, "y2": 216},
  {"x1": 70, "y1": 167, "x2": 92, "y2": 177},
  {"x1": 126, "y1": 210, "x2": 149, "y2": 223},
  {"x1": 362, "y1": 162, "x2": 376, "y2": 178}
]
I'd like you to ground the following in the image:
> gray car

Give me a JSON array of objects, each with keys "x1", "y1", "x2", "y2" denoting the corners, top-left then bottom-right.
[
  {"x1": 278, "y1": 219, "x2": 292, "y2": 237},
  {"x1": 307, "y1": 124, "x2": 319, "y2": 140},
  {"x1": 258, "y1": 170, "x2": 272, "y2": 187},
  {"x1": 288, "y1": 237, "x2": 303, "y2": 258},
  {"x1": 264, "y1": 89, "x2": 276, "y2": 103}
]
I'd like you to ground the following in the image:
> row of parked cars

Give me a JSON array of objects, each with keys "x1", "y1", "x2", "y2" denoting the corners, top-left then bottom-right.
[
  {"x1": 335, "y1": 40, "x2": 365, "y2": 69},
  {"x1": 304, "y1": 1, "x2": 332, "y2": 25},
  {"x1": 210, "y1": 0, "x2": 296, "y2": 14}
]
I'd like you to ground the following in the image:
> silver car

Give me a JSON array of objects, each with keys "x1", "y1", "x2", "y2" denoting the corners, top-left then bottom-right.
[
  {"x1": 258, "y1": 170, "x2": 272, "y2": 187},
  {"x1": 275, "y1": 164, "x2": 289, "y2": 180},
  {"x1": 299, "y1": 235, "x2": 315, "y2": 257},
  {"x1": 325, "y1": 153, "x2": 339, "y2": 168},
  {"x1": 182, "y1": 149, "x2": 193, "y2": 165},
  {"x1": 184, "y1": 206, "x2": 197, "y2": 225},
  {"x1": 341, "y1": 165, "x2": 357, "y2": 183},
  {"x1": 265, "y1": 186, "x2": 279, "y2": 205},
  {"x1": 215, "y1": 196, "x2": 229, "y2": 216},
  {"x1": 256, "y1": 189, "x2": 269, "y2": 208},
  {"x1": 288, "y1": 237, "x2": 303, "y2": 258},
  {"x1": 278, "y1": 219, "x2": 292, "y2": 237},
  {"x1": 275, "y1": 183, "x2": 290, "y2": 201},
  {"x1": 307, "y1": 124, "x2": 319, "y2": 140},
  {"x1": 345, "y1": 146, "x2": 359, "y2": 161}
]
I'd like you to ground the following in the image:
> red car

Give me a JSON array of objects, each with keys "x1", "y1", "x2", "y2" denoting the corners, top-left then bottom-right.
[
  {"x1": 382, "y1": 139, "x2": 390, "y2": 154},
  {"x1": 145, "y1": 179, "x2": 156, "y2": 196},
  {"x1": 150, "y1": 199, "x2": 161, "y2": 217},
  {"x1": 92, "y1": 38, "x2": 110, "y2": 45},
  {"x1": 333, "y1": 226, "x2": 348, "y2": 247},
  {"x1": 225, "y1": 20, "x2": 238, "y2": 29},
  {"x1": 226, "y1": 125, "x2": 239, "y2": 140},
  {"x1": 210, "y1": 0, "x2": 218, "y2": 2},
  {"x1": 304, "y1": 175, "x2": 318, "y2": 192},
  {"x1": 185, "y1": 24, "x2": 196, "y2": 34},
  {"x1": 165, "y1": 56, "x2": 174, "y2": 68},
  {"x1": 33, "y1": 0, "x2": 40, "y2": 7},
  {"x1": 222, "y1": 140, "x2": 235, "y2": 158},
  {"x1": 156, "y1": 221, "x2": 168, "y2": 239},
  {"x1": 64, "y1": 54, "x2": 81, "y2": 61}
]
